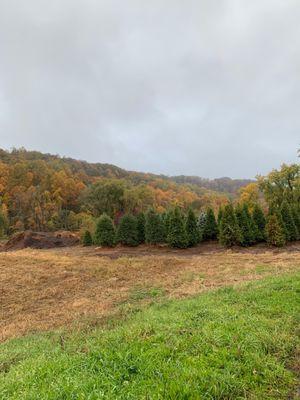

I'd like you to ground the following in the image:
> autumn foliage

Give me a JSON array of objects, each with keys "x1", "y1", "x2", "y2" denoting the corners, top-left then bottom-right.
[{"x1": 0, "y1": 148, "x2": 299, "y2": 249}]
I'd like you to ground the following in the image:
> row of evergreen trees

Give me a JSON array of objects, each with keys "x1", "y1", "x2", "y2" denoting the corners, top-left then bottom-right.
[
  {"x1": 82, "y1": 201, "x2": 300, "y2": 248},
  {"x1": 219, "y1": 201, "x2": 300, "y2": 247}
]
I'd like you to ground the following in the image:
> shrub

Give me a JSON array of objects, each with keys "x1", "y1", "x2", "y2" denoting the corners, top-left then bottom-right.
[
  {"x1": 265, "y1": 214, "x2": 286, "y2": 247},
  {"x1": 203, "y1": 207, "x2": 218, "y2": 240},
  {"x1": 185, "y1": 208, "x2": 201, "y2": 247},
  {"x1": 94, "y1": 214, "x2": 116, "y2": 247},
  {"x1": 167, "y1": 207, "x2": 188, "y2": 248},
  {"x1": 145, "y1": 209, "x2": 165, "y2": 244},
  {"x1": 82, "y1": 230, "x2": 93, "y2": 246},
  {"x1": 219, "y1": 204, "x2": 242, "y2": 247},
  {"x1": 117, "y1": 214, "x2": 139, "y2": 246}
]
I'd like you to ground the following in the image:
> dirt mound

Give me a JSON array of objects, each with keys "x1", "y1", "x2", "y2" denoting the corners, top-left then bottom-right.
[{"x1": 3, "y1": 230, "x2": 80, "y2": 251}]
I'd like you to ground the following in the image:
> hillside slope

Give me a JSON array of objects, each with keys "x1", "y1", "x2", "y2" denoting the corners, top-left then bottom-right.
[
  {"x1": 0, "y1": 148, "x2": 252, "y2": 193},
  {"x1": 0, "y1": 272, "x2": 299, "y2": 399},
  {"x1": 0, "y1": 148, "x2": 252, "y2": 232}
]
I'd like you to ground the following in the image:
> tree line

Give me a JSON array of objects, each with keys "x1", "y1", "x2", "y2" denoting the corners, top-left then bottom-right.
[
  {"x1": 0, "y1": 148, "x2": 299, "y2": 248},
  {"x1": 80, "y1": 158, "x2": 300, "y2": 248},
  {"x1": 82, "y1": 199, "x2": 300, "y2": 248},
  {"x1": 0, "y1": 148, "x2": 230, "y2": 235}
]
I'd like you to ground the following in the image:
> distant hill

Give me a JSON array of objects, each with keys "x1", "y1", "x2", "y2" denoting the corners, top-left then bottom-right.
[
  {"x1": 0, "y1": 147, "x2": 253, "y2": 194},
  {"x1": 170, "y1": 175, "x2": 254, "y2": 195},
  {"x1": 0, "y1": 147, "x2": 254, "y2": 233}
]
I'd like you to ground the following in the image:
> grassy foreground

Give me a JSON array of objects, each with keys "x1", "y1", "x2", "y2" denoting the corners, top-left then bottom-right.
[{"x1": 1, "y1": 273, "x2": 299, "y2": 400}]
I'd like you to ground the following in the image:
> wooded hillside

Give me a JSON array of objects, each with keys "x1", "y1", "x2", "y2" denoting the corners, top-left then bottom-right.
[{"x1": 0, "y1": 148, "x2": 249, "y2": 233}]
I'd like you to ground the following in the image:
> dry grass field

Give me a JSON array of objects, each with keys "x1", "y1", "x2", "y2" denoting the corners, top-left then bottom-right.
[{"x1": 1, "y1": 242, "x2": 300, "y2": 342}]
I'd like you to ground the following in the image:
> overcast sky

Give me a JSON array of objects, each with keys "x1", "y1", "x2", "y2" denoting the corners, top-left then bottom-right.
[{"x1": 0, "y1": 0, "x2": 299, "y2": 178}]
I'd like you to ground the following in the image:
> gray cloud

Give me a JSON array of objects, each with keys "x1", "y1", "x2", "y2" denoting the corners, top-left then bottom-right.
[{"x1": 0, "y1": 0, "x2": 299, "y2": 178}]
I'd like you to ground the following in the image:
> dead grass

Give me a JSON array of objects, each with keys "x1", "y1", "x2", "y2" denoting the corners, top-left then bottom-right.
[{"x1": 1, "y1": 243, "x2": 300, "y2": 342}]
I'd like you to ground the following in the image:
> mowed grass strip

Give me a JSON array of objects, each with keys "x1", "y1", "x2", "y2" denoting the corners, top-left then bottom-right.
[{"x1": 0, "y1": 273, "x2": 299, "y2": 400}]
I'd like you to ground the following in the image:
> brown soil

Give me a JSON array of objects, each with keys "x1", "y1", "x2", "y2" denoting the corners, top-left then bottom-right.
[
  {"x1": 2, "y1": 230, "x2": 79, "y2": 251},
  {"x1": 1, "y1": 242, "x2": 299, "y2": 342},
  {"x1": 86, "y1": 240, "x2": 300, "y2": 259}
]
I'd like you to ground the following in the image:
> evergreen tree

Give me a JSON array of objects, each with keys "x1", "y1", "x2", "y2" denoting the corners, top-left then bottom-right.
[
  {"x1": 265, "y1": 214, "x2": 286, "y2": 247},
  {"x1": 198, "y1": 211, "x2": 207, "y2": 238},
  {"x1": 0, "y1": 211, "x2": 8, "y2": 238},
  {"x1": 219, "y1": 204, "x2": 242, "y2": 247},
  {"x1": 82, "y1": 230, "x2": 93, "y2": 246},
  {"x1": 160, "y1": 212, "x2": 168, "y2": 242},
  {"x1": 137, "y1": 212, "x2": 146, "y2": 244},
  {"x1": 280, "y1": 200, "x2": 298, "y2": 241},
  {"x1": 274, "y1": 208, "x2": 287, "y2": 241},
  {"x1": 217, "y1": 207, "x2": 224, "y2": 239},
  {"x1": 163, "y1": 210, "x2": 173, "y2": 240},
  {"x1": 203, "y1": 207, "x2": 218, "y2": 240},
  {"x1": 246, "y1": 205, "x2": 260, "y2": 244},
  {"x1": 252, "y1": 204, "x2": 266, "y2": 242},
  {"x1": 185, "y1": 208, "x2": 201, "y2": 247},
  {"x1": 236, "y1": 204, "x2": 258, "y2": 246},
  {"x1": 94, "y1": 214, "x2": 116, "y2": 247},
  {"x1": 217, "y1": 207, "x2": 223, "y2": 226},
  {"x1": 145, "y1": 209, "x2": 165, "y2": 244},
  {"x1": 291, "y1": 204, "x2": 300, "y2": 239},
  {"x1": 117, "y1": 214, "x2": 139, "y2": 246},
  {"x1": 167, "y1": 207, "x2": 188, "y2": 248}
]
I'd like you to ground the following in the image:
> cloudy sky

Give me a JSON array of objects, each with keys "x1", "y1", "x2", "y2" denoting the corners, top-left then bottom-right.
[{"x1": 0, "y1": 0, "x2": 299, "y2": 178}]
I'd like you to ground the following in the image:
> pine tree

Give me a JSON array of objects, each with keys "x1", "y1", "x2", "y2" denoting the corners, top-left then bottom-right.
[
  {"x1": 203, "y1": 207, "x2": 218, "y2": 240},
  {"x1": 280, "y1": 200, "x2": 298, "y2": 241},
  {"x1": 265, "y1": 214, "x2": 286, "y2": 247},
  {"x1": 145, "y1": 209, "x2": 165, "y2": 244},
  {"x1": 82, "y1": 230, "x2": 93, "y2": 246},
  {"x1": 291, "y1": 204, "x2": 300, "y2": 239},
  {"x1": 274, "y1": 208, "x2": 287, "y2": 240},
  {"x1": 0, "y1": 211, "x2": 8, "y2": 238},
  {"x1": 252, "y1": 204, "x2": 266, "y2": 242},
  {"x1": 217, "y1": 207, "x2": 224, "y2": 239},
  {"x1": 117, "y1": 214, "x2": 139, "y2": 246},
  {"x1": 217, "y1": 207, "x2": 223, "y2": 228},
  {"x1": 246, "y1": 205, "x2": 260, "y2": 244},
  {"x1": 94, "y1": 214, "x2": 116, "y2": 247},
  {"x1": 167, "y1": 207, "x2": 188, "y2": 248},
  {"x1": 185, "y1": 208, "x2": 201, "y2": 247},
  {"x1": 235, "y1": 204, "x2": 256, "y2": 246},
  {"x1": 219, "y1": 204, "x2": 242, "y2": 247},
  {"x1": 163, "y1": 210, "x2": 173, "y2": 240},
  {"x1": 198, "y1": 211, "x2": 207, "y2": 238},
  {"x1": 137, "y1": 212, "x2": 146, "y2": 244}
]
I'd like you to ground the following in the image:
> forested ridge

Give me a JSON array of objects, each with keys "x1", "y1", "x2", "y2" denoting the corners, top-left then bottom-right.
[
  {"x1": 0, "y1": 147, "x2": 249, "y2": 233},
  {"x1": 0, "y1": 148, "x2": 252, "y2": 190},
  {"x1": 0, "y1": 147, "x2": 299, "y2": 249}
]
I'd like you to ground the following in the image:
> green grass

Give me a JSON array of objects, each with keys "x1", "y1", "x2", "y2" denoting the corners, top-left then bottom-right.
[
  {"x1": 255, "y1": 264, "x2": 273, "y2": 274},
  {"x1": 128, "y1": 285, "x2": 165, "y2": 301},
  {"x1": 1, "y1": 273, "x2": 299, "y2": 399}
]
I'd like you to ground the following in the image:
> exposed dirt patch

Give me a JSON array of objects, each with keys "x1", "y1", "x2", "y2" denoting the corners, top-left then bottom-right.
[
  {"x1": 1, "y1": 243, "x2": 299, "y2": 342},
  {"x1": 2, "y1": 231, "x2": 79, "y2": 251},
  {"x1": 86, "y1": 241, "x2": 300, "y2": 259}
]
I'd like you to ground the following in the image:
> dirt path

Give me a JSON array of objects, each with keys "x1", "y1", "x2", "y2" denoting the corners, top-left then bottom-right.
[{"x1": 1, "y1": 243, "x2": 300, "y2": 342}]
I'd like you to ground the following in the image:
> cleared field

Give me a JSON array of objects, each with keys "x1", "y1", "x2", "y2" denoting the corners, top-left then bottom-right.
[
  {"x1": 1, "y1": 242, "x2": 300, "y2": 342},
  {"x1": 0, "y1": 273, "x2": 299, "y2": 399}
]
